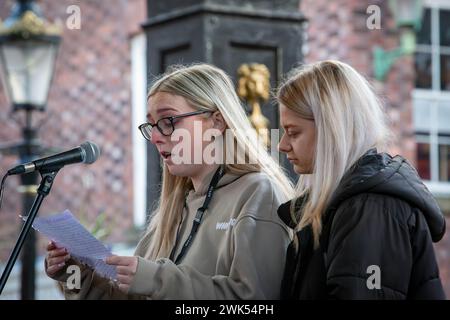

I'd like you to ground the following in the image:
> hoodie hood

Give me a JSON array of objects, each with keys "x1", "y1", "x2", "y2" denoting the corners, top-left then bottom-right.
[
  {"x1": 326, "y1": 149, "x2": 446, "y2": 242},
  {"x1": 278, "y1": 149, "x2": 446, "y2": 242}
]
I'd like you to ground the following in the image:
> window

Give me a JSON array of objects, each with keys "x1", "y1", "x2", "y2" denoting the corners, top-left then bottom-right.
[
  {"x1": 417, "y1": 138, "x2": 431, "y2": 180},
  {"x1": 413, "y1": 3, "x2": 450, "y2": 191},
  {"x1": 415, "y1": 9, "x2": 432, "y2": 89},
  {"x1": 438, "y1": 134, "x2": 450, "y2": 181}
]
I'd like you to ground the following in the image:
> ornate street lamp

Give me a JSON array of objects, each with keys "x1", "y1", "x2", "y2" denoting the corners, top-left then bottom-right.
[
  {"x1": 0, "y1": 0, "x2": 61, "y2": 299},
  {"x1": 0, "y1": 0, "x2": 61, "y2": 111},
  {"x1": 373, "y1": 0, "x2": 424, "y2": 81}
]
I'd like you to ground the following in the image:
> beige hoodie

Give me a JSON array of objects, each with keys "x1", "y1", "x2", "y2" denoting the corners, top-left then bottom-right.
[{"x1": 52, "y1": 168, "x2": 291, "y2": 299}]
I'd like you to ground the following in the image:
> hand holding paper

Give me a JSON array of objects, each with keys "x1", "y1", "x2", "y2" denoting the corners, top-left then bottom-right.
[
  {"x1": 29, "y1": 210, "x2": 117, "y2": 279},
  {"x1": 105, "y1": 255, "x2": 138, "y2": 293}
]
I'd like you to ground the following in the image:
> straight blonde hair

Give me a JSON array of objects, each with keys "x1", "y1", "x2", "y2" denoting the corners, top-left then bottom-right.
[
  {"x1": 277, "y1": 60, "x2": 388, "y2": 247},
  {"x1": 146, "y1": 63, "x2": 295, "y2": 259}
]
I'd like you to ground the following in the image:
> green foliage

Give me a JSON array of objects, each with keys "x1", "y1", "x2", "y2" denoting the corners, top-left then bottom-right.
[{"x1": 78, "y1": 211, "x2": 112, "y2": 242}]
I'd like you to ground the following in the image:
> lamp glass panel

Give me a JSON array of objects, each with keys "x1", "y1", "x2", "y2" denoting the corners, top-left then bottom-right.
[
  {"x1": 0, "y1": 40, "x2": 57, "y2": 106},
  {"x1": 394, "y1": 0, "x2": 420, "y2": 27}
]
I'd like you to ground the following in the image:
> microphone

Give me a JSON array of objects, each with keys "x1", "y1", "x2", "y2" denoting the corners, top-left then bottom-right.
[{"x1": 7, "y1": 141, "x2": 100, "y2": 175}]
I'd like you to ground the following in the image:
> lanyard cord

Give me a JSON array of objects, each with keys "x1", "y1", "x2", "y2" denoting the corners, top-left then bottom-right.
[{"x1": 169, "y1": 165, "x2": 225, "y2": 264}]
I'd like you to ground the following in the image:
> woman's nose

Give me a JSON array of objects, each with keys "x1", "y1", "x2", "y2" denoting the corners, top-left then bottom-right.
[
  {"x1": 150, "y1": 127, "x2": 165, "y2": 145},
  {"x1": 278, "y1": 134, "x2": 291, "y2": 153}
]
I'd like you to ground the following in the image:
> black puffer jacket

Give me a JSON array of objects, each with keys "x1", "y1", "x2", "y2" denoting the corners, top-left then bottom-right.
[{"x1": 278, "y1": 149, "x2": 447, "y2": 299}]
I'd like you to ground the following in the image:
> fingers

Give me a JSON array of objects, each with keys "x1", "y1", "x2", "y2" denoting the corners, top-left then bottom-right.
[
  {"x1": 117, "y1": 283, "x2": 130, "y2": 294},
  {"x1": 46, "y1": 247, "x2": 68, "y2": 264},
  {"x1": 46, "y1": 262, "x2": 66, "y2": 276},
  {"x1": 106, "y1": 255, "x2": 131, "y2": 266},
  {"x1": 110, "y1": 256, "x2": 138, "y2": 294},
  {"x1": 115, "y1": 273, "x2": 132, "y2": 294},
  {"x1": 47, "y1": 247, "x2": 67, "y2": 259},
  {"x1": 46, "y1": 241, "x2": 70, "y2": 277},
  {"x1": 45, "y1": 241, "x2": 72, "y2": 278},
  {"x1": 46, "y1": 254, "x2": 70, "y2": 276},
  {"x1": 116, "y1": 265, "x2": 133, "y2": 275},
  {"x1": 47, "y1": 254, "x2": 70, "y2": 267},
  {"x1": 116, "y1": 274, "x2": 132, "y2": 285},
  {"x1": 46, "y1": 241, "x2": 57, "y2": 251},
  {"x1": 105, "y1": 255, "x2": 119, "y2": 265},
  {"x1": 47, "y1": 241, "x2": 68, "y2": 258}
]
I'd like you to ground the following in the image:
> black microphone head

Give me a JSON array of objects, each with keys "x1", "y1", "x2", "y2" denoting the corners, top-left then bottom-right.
[{"x1": 80, "y1": 141, "x2": 100, "y2": 164}]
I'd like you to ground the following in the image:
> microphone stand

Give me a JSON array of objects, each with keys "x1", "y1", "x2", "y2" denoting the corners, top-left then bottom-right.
[{"x1": 0, "y1": 169, "x2": 59, "y2": 295}]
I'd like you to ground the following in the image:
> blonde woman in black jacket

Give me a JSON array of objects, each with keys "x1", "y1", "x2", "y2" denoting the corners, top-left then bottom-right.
[{"x1": 276, "y1": 60, "x2": 446, "y2": 299}]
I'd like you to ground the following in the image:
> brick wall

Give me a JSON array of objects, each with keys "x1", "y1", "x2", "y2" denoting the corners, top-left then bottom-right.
[
  {"x1": 0, "y1": 0, "x2": 146, "y2": 260},
  {"x1": 302, "y1": 0, "x2": 417, "y2": 163}
]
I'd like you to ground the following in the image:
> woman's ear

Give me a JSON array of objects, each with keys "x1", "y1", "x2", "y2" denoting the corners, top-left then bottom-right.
[{"x1": 211, "y1": 111, "x2": 226, "y2": 133}]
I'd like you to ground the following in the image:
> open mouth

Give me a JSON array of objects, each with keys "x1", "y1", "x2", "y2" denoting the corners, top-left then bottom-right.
[{"x1": 160, "y1": 151, "x2": 171, "y2": 160}]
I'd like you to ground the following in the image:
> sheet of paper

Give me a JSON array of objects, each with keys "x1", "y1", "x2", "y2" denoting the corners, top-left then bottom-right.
[{"x1": 27, "y1": 209, "x2": 116, "y2": 280}]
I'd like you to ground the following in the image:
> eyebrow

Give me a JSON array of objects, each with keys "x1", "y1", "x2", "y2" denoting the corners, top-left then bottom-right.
[
  {"x1": 146, "y1": 107, "x2": 178, "y2": 121},
  {"x1": 282, "y1": 124, "x2": 297, "y2": 130},
  {"x1": 156, "y1": 107, "x2": 177, "y2": 114}
]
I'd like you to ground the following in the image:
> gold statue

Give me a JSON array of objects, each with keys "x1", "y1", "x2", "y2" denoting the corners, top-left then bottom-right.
[{"x1": 237, "y1": 63, "x2": 271, "y2": 147}]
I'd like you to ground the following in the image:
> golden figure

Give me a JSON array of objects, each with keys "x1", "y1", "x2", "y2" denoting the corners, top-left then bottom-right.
[{"x1": 237, "y1": 63, "x2": 271, "y2": 147}]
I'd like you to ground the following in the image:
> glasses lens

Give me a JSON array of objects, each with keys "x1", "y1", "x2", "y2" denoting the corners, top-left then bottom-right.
[
  {"x1": 158, "y1": 118, "x2": 173, "y2": 136},
  {"x1": 139, "y1": 124, "x2": 152, "y2": 140}
]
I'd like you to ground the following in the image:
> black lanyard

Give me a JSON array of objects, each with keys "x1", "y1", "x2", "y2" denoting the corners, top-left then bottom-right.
[{"x1": 169, "y1": 165, "x2": 225, "y2": 264}]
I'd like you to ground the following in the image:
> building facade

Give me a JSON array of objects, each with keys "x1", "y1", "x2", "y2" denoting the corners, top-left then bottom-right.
[{"x1": 0, "y1": 0, "x2": 448, "y2": 298}]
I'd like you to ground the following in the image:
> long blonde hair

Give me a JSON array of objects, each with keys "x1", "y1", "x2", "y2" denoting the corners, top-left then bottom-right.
[
  {"x1": 146, "y1": 63, "x2": 295, "y2": 259},
  {"x1": 277, "y1": 60, "x2": 388, "y2": 247}
]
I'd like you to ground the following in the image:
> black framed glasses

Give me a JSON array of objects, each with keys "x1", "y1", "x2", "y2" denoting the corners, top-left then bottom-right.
[{"x1": 138, "y1": 110, "x2": 212, "y2": 141}]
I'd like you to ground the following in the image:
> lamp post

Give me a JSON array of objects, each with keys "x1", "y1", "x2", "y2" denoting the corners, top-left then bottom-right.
[
  {"x1": 373, "y1": 0, "x2": 424, "y2": 81},
  {"x1": 0, "y1": 0, "x2": 61, "y2": 299}
]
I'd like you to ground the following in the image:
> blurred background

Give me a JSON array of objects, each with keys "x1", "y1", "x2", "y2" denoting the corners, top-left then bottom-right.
[{"x1": 0, "y1": 0, "x2": 448, "y2": 299}]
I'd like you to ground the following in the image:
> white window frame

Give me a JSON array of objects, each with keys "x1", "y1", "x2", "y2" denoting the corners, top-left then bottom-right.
[
  {"x1": 130, "y1": 33, "x2": 147, "y2": 226},
  {"x1": 413, "y1": 0, "x2": 450, "y2": 195}
]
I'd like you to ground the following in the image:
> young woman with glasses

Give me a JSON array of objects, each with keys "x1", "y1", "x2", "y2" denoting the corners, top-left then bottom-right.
[{"x1": 45, "y1": 63, "x2": 295, "y2": 299}]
